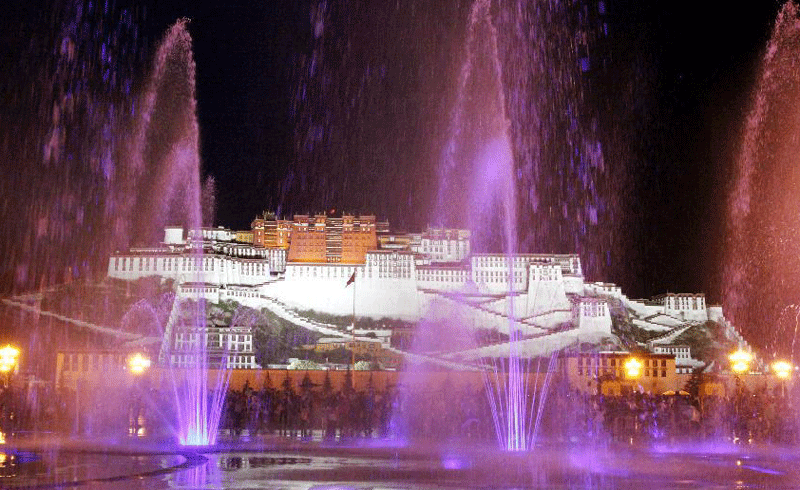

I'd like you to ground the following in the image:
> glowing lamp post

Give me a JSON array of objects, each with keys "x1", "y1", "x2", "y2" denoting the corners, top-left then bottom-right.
[
  {"x1": 127, "y1": 353, "x2": 151, "y2": 437},
  {"x1": 772, "y1": 360, "x2": 792, "y2": 379},
  {"x1": 0, "y1": 345, "x2": 19, "y2": 441},
  {"x1": 127, "y1": 353, "x2": 151, "y2": 375},
  {"x1": 729, "y1": 350, "x2": 752, "y2": 375},
  {"x1": 772, "y1": 360, "x2": 792, "y2": 398},
  {"x1": 0, "y1": 345, "x2": 20, "y2": 387},
  {"x1": 624, "y1": 357, "x2": 642, "y2": 380}
]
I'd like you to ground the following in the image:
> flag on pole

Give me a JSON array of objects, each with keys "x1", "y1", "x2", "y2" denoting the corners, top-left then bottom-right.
[{"x1": 346, "y1": 271, "x2": 356, "y2": 287}]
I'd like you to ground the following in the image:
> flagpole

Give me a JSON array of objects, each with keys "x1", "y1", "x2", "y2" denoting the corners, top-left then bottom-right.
[
  {"x1": 351, "y1": 269, "x2": 356, "y2": 366},
  {"x1": 352, "y1": 268, "x2": 356, "y2": 330}
]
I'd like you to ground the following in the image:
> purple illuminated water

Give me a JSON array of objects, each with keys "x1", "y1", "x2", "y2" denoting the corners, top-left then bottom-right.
[
  {"x1": 2, "y1": 3, "x2": 223, "y2": 445},
  {"x1": 139, "y1": 20, "x2": 228, "y2": 446},
  {"x1": 436, "y1": 0, "x2": 531, "y2": 451}
]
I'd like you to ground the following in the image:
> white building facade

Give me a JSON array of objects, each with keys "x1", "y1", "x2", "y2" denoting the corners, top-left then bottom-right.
[{"x1": 109, "y1": 226, "x2": 733, "y2": 365}]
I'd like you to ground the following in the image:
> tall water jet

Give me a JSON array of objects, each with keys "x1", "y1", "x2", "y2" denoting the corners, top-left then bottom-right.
[
  {"x1": 134, "y1": 19, "x2": 228, "y2": 446},
  {"x1": 431, "y1": 0, "x2": 606, "y2": 450},
  {"x1": 0, "y1": 2, "x2": 223, "y2": 443},
  {"x1": 125, "y1": 18, "x2": 202, "y2": 245},
  {"x1": 724, "y1": 1, "x2": 800, "y2": 357},
  {"x1": 435, "y1": 0, "x2": 532, "y2": 451}
]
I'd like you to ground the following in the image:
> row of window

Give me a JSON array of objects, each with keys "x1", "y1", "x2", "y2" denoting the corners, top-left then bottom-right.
[
  {"x1": 174, "y1": 341, "x2": 251, "y2": 352},
  {"x1": 114, "y1": 256, "x2": 272, "y2": 274},
  {"x1": 221, "y1": 290, "x2": 258, "y2": 298},
  {"x1": 369, "y1": 269, "x2": 411, "y2": 279},
  {"x1": 288, "y1": 266, "x2": 357, "y2": 278},
  {"x1": 577, "y1": 357, "x2": 668, "y2": 368},
  {"x1": 473, "y1": 271, "x2": 526, "y2": 282},
  {"x1": 471, "y1": 255, "x2": 528, "y2": 265},
  {"x1": 578, "y1": 368, "x2": 668, "y2": 378},
  {"x1": 369, "y1": 254, "x2": 413, "y2": 263},
  {"x1": 531, "y1": 271, "x2": 559, "y2": 281},
  {"x1": 62, "y1": 354, "x2": 125, "y2": 372},
  {"x1": 179, "y1": 287, "x2": 259, "y2": 298},
  {"x1": 581, "y1": 303, "x2": 606, "y2": 317},
  {"x1": 665, "y1": 296, "x2": 705, "y2": 310},
  {"x1": 176, "y1": 333, "x2": 251, "y2": 342},
  {"x1": 169, "y1": 354, "x2": 255, "y2": 368}
]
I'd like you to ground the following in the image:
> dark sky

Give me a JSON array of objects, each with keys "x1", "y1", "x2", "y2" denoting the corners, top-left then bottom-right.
[
  {"x1": 0, "y1": 0, "x2": 790, "y2": 316},
  {"x1": 180, "y1": 0, "x2": 782, "y2": 305}
]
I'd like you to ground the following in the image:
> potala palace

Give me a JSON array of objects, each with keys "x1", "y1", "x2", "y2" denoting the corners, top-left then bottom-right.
[{"x1": 107, "y1": 212, "x2": 746, "y2": 370}]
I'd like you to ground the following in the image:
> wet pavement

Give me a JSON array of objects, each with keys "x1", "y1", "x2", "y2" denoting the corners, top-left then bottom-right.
[{"x1": 3, "y1": 439, "x2": 800, "y2": 489}]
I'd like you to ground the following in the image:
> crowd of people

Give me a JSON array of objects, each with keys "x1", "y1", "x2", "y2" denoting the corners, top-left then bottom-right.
[
  {"x1": 563, "y1": 389, "x2": 797, "y2": 445},
  {"x1": 1, "y1": 374, "x2": 798, "y2": 446}
]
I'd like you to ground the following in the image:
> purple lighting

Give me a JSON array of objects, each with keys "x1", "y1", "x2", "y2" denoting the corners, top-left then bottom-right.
[
  {"x1": 138, "y1": 19, "x2": 229, "y2": 446},
  {"x1": 436, "y1": 0, "x2": 547, "y2": 451}
]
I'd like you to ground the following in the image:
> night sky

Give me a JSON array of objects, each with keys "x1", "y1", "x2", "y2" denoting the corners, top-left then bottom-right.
[{"x1": 0, "y1": 0, "x2": 793, "y2": 343}]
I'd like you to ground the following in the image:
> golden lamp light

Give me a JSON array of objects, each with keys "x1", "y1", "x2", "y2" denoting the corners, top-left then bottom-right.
[
  {"x1": 624, "y1": 357, "x2": 642, "y2": 379},
  {"x1": 772, "y1": 360, "x2": 792, "y2": 379},
  {"x1": 127, "y1": 353, "x2": 151, "y2": 375},
  {"x1": 0, "y1": 345, "x2": 20, "y2": 374},
  {"x1": 729, "y1": 350, "x2": 753, "y2": 374}
]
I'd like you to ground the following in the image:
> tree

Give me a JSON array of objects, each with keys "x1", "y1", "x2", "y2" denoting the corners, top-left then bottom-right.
[
  {"x1": 344, "y1": 365, "x2": 354, "y2": 394},
  {"x1": 322, "y1": 370, "x2": 333, "y2": 396},
  {"x1": 683, "y1": 369, "x2": 703, "y2": 409},
  {"x1": 301, "y1": 373, "x2": 315, "y2": 392},
  {"x1": 253, "y1": 326, "x2": 273, "y2": 368},
  {"x1": 289, "y1": 359, "x2": 321, "y2": 370},
  {"x1": 353, "y1": 360, "x2": 372, "y2": 370}
]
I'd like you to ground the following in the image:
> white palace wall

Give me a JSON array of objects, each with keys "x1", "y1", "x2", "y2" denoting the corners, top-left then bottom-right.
[
  {"x1": 109, "y1": 230, "x2": 727, "y2": 339},
  {"x1": 108, "y1": 252, "x2": 272, "y2": 286},
  {"x1": 525, "y1": 264, "x2": 571, "y2": 317},
  {"x1": 578, "y1": 298, "x2": 612, "y2": 336},
  {"x1": 262, "y1": 262, "x2": 422, "y2": 320}
]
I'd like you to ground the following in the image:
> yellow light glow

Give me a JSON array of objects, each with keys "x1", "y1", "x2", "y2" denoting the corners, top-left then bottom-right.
[
  {"x1": 0, "y1": 345, "x2": 20, "y2": 374},
  {"x1": 624, "y1": 357, "x2": 642, "y2": 379},
  {"x1": 729, "y1": 350, "x2": 752, "y2": 374},
  {"x1": 127, "y1": 353, "x2": 151, "y2": 375},
  {"x1": 773, "y1": 360, "x2": 792, "y2": 379}
]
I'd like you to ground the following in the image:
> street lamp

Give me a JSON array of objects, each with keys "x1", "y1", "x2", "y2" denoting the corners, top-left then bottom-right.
[
  {"x1": 624, "y1": 357, "x2": 642, "y2": 380},
  {"x1": 772, "y1": 360, "x2": 792, "y2": 379},
  {"x1": 127, "y1": 353, "x2": 151, "y2": 375},
  {"x1": 0, "y1": 346, "x2": 19, "y2": 441},
  {"x1": 729, "y1": 350, "x2": 752, "y2": 374},
  {"x1": 772, "y1": 360, "x2": 792, "y2": 398},
  {"x1": 126, "y1": 353, "x2": 151, "y2": 437},
  {"x1": 0, "y1": 345, "x2": 20, "y2": 387}
]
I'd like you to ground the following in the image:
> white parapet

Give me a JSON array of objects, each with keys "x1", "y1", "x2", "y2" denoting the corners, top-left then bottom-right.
[{"x1": 164, "y1": 226, "x2": 185, "y2": 245}]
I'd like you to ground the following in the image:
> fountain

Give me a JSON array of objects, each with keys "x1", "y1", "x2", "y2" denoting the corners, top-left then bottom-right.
[
  {"x1": 724, "y1": 1, "x2": 800, "y2": 361},
  {"x1": 5, "y1": 0, "x2": 800, "y2": 488},
  {"x1": 131, "y1": 20, "x2": 228, "y2": 446},
  {"x1": 434, "y1": 0, "x2": 532, "y2": 451}
]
